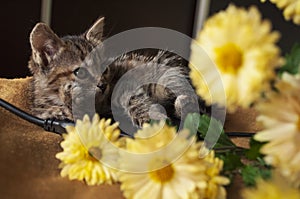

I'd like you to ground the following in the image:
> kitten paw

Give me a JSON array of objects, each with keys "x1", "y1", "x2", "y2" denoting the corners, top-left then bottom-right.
[
  {"x1": 149, "y1": 104, "x2": 168, "y2": 121},
  {"x1": 175, "y1": 95, "x2": 199, "y2": 118},
  {"x1": 130, "y1": 104, "x2": 169, "y2": 127}
]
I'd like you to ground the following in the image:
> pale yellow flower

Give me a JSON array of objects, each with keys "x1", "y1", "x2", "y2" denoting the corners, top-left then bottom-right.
[
  {"x1": 118, "y1": 122, "x2": 229, "y2": 199},
  {"x1": 190, "y1": 5, "x2": 282, "y2": 112},
  {"x1": 255, "y1": 73, "x2": 300, "y2": 187},
  {"x1": 261, "y1": 0, "x2": 300, "y2": 24},
  {"x1": 56, "y1": 114, "x2": 121, "y2": 185},
  {"x1": 125, "y1": 122, "x2": 176, "y2": 153},
  {"x1": 242, "y1": 173, "x2": 300, "y2": 199},
  {"x1": 189, "y1": 151, "x2": 228, "y2": 199}
]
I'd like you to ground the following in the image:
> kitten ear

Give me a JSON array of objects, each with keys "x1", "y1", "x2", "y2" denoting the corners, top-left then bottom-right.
[
  {"x1": 85, "y1": 17, "x2": 104, "y2": 46},
  {"x1": 30, "y1": 23, "x2": 64, "y2": 69}
]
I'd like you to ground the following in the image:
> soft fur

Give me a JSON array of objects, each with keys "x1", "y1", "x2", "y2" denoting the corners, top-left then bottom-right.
[{"x1": 28, "y1": 17, "x2": 205, "y2": 129}]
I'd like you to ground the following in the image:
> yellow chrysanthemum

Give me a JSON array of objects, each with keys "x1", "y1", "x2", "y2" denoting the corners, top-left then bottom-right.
[
  {"x1": 56, "y1": 114, "x2": 121, "y2": 185},
  {"x1": 242, "y1": 173, "x2": 300, "y2": 199},
  {"x1": 189, "y1": 151, "x2": 228, "y2": 199},
  {"x1": 118, "y1": 122, "x2": 229, "y2": 199},
  {"x1": 190, "y1": 5, "x2": 282, "y2": 112},
  {"x1": 255, "y1": 73, "x2": 300, "y2": 187},
  {"x1": 261, "y1": 0, "x2": 300, "y2": 24}
]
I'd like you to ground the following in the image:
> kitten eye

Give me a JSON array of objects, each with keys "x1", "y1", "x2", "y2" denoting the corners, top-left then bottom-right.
[{"x1": 73, "y1": 67, "x2": 90, "y2": 79}]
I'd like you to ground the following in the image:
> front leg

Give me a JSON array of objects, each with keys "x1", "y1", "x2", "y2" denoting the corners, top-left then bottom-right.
[
  {"x1": 174, "y1": 94, "x2": 200, "y2": 119},
  {"x1": 127, "y1": 91, "x2": 168, "y2": 127}
]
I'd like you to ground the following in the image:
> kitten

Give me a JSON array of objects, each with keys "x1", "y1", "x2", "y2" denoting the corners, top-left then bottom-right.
[{"x1": 28, "y1": 17, "x2": 206, "y2": 131}]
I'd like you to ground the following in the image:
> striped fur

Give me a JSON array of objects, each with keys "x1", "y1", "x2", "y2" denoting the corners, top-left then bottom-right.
[{"x1": 28, "y1": 17, "x2": 206, "y2": 127}]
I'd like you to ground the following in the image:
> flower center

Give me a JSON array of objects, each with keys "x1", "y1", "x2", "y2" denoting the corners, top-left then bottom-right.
[
  {"x1": 214, "y1": 43, "x2": 243, "y2": 74},
  {"x1": 149, "y1": 164, "x2": 175, "y2": 183},
  {"x1": 87, "y1": 147, "x2": 102, "y2": 161}
]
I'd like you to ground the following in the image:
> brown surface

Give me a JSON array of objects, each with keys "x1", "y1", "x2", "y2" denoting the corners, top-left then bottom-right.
[
  {"x1": 0, "y1": 77, "x2": 255, "y2": 199},
  {"x1": 0, "y1": 77, "x2": 123, "y2": 199},
  {"x1": 224, "y1": 107, "x2": 261, "y2": 133}
]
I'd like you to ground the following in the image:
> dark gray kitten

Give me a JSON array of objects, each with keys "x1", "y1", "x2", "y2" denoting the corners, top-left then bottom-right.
[{"x1": 28, "y1": 17, "x2": 204, "y2": 130}]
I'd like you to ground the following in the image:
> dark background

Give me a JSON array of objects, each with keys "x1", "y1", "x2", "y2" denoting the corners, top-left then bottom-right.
[{"x1": 1, "y1": 0, "x2": 299, "y2": 78}]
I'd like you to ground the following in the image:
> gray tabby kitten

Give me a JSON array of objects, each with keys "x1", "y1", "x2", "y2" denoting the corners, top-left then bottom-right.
[{"x1": 28, "y1": 17, "x2": 203, "y2": 129}]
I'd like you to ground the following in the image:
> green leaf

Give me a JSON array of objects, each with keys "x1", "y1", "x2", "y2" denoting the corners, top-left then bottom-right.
[
  {"x1": 149, "y1": 119, "x2": 160, "y2": 126},
  {"x1": 219, "y1": 152, "x2": 244, "y2": 171},
  {"x1": 245, "y1": 137, "x2": 266, "y2": 160},
  {"x1": 278, "y1": 43, "x2": 300, "y2": 76},
  {"x1": 198, "y1": 114, "x2": 236, "y2": 148},
  {"x1": 241, "y1": 165, "x2": 260, "y2": 186},
  {"x1": 257, "y1": 157, "x2": 269, "y2": 167},
  {"x1": 183, "y1": 113, "x2": 200, "y2": 138},
  {"x1": 241, "y1": 165, "x2": 272, "y2": 186}
]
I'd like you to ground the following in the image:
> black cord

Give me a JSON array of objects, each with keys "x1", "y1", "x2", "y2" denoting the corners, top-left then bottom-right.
[
  {"x1": 0, "y1": 98, "x2": 134, "y2": 137},
  {"x1": 0, "y1": 98, "x2": 255, "y2": 138},
  {"x1": 0, "y1": 98, "x2": 44, "y2": 127},
  {"x1": 226, "y1": 132, "x2": 254, "y2": 137},
  {"x1": 0, "y1": 98, "x2": 74, "y2": 135}
]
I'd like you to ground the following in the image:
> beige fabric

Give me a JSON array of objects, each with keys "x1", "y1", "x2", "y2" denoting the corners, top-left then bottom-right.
[
  {"x1": 0, "y1": 77, "x2": 123, "y2": 199},
  {"x1": 0, "y1": 77, "x2": 254, "y2": 199}
]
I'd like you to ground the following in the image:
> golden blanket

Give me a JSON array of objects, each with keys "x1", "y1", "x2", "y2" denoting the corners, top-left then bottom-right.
[
  {"x1": 0, "y1": 77, "x2": 123, "y2": 199},
  {"x1": 0, "y1": 77, "x2": 258, "y2": 199}
]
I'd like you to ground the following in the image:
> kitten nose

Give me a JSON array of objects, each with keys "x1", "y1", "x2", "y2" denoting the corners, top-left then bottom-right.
[{"x1": 97, "y1": 83, "x2": 107, "y2": 92}]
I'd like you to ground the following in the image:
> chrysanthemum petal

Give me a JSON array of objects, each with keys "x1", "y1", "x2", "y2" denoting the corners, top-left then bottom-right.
[
  {"x1": 242, "y1": 173, "x2": 300, "y2": 199},
  {"x1": 56, "y1": 114, "x2": 121, "y2": 185},
  {"x1": 118, "y1": 122, "x2": 229, "y2": 199},
  {"x1": 190, "y1": 4, "x2": 281, "y2": 112},
  {"x1": 255, "y1": 73, "x2": 300, "y2": 187}
]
